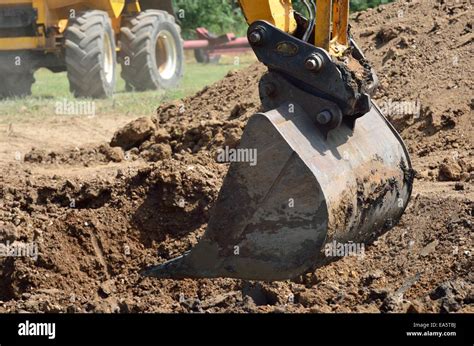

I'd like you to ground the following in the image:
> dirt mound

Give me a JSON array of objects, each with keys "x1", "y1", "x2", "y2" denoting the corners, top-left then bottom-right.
[
  {"x1": 0, "y1": 153, "x2": 228, "y2": 312},
  {"x1": 1, "y1": 165, "x2": 472, "y2": 313},
  {"x1": 21, "y1": 65, "x2": 265, "y2": 167},
  {"x1": 351, "y1": 0, "x2": 473, "y2": 182},
  {"x1": 110, "y1": 65, "x2": 264, "y2": 160},
  {"x1": 0, "y1": 0, "x2": 473, "y2": 313}
]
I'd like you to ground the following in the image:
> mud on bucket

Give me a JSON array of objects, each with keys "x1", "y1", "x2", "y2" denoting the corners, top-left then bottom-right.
[{"x1": 142, "y1": 101, "x2": 413, "y2": 281}]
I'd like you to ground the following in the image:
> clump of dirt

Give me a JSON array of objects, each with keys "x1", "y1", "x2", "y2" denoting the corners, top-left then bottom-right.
[
  {"x1": 24, "y1": 144, "x2": 125, "y2": 166},
  {"x1": 110, "y1": 117, "x2": 155, "y2": 150},
  {"x1": 0, "y1": 0, "x2": 473, "y2": 313},
  {"x1": 437, "y1": 157, "x2": 473, "y2": 182}
]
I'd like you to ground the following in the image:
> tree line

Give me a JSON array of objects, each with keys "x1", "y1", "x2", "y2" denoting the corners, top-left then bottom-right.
[{"x1": 174, "y1": 0, "x2": 395, "y2": 39}]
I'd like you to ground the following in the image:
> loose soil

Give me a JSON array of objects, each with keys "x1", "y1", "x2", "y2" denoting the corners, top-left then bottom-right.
[{"x1": 0, "y1": 0, "x2": 472, "y2": 313}]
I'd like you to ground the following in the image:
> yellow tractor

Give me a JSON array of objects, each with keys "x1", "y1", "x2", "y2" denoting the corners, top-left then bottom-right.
[{"x1": 0, "y1": 0, "x2": 183, "y2": 98}]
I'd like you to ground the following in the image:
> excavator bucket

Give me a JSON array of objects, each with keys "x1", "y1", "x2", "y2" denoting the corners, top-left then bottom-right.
[
  {"x1": 142, "y1": 15, "x2": 414, "y2": 282},
  {"x1": 143, "y1": 98, "x2": 413, "y2": 281}
]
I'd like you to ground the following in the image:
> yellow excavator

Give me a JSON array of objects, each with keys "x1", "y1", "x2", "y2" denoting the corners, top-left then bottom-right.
[
  {"x1": 0, "y1": 0, "x2": 183, "y2": 98},
  {"x1": 143, "y1": 0, "x2": 414, "y2": 282}
]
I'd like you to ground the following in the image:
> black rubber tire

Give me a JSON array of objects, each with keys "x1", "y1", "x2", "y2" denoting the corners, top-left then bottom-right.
[
  {"x1": 194, "y1": 48, "x2": 208, "y2": 63},
  {"x1": 194, "y1": 48, "x2": 221, "y2": 64},
  {"x1": 0, "y1": 73, "x2": 34, "y2": 99},
  {"x1": 120, "y1": 10, "x2": 184, "y2": 91},
  {"x1": 47, "y1": 66, "x2": 67, "y2": 73},
  {"x1": 65, "y1": 10, "x2": 116, "y2": 98}
]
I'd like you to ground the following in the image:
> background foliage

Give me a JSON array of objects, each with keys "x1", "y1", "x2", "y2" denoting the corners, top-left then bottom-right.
[
  {"x1": 174, "y1": 0, "x2": 246, "y2": 39},
  {"x1": 174, "y1": 0, "x2": 395, "y2": 39},
  {"x1": 350, "y1": 0, "x2": 394, "y2": 11}
]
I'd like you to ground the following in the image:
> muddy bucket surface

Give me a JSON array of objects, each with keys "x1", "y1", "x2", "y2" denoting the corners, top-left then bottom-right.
[{"x1": 143, "y1": 101, "x2": 413, "y2": 281}]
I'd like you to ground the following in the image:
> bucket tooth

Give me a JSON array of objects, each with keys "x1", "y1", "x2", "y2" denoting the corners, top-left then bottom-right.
[{"x1": 144, "y1": 101, "x2": 413, "y2": 281}]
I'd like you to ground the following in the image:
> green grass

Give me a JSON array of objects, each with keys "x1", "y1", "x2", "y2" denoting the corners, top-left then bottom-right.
[{"x1": 0, "y1": 54, "x2": 256, "y2": 124}]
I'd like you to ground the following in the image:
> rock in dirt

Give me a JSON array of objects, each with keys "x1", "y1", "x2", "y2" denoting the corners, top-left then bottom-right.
[
  {"x1": 98, "y1": 145, "x2": 124, "y2": 163},
  {"x1": 24, "y1": 148, "x2": 47, "y2": 163},
  {"x1": 380, "y1": 293, "x2": 414, "y2": 313},
  {"x1": 420, "y1": 240, "x2": 439, "y2": 257},
  {"x1": 0, "y1": 223, "x2": 17, "y2": 242},
  {"x1": 200, "y1": 292, "x2": 237, "y2": 309},
  {"x1": 376, "y1": 27, "x2": 398, "y2": 43},
  {"x1": 439, "y1": 297, "x2": 461, "y2": 313},
  {"x1": 430, "y1": 280, "x2": 470, "y2": 301},
  {"x1": 140, "y1": 143, "x2": 172, "y2": 162},
  {"x1": 153, "y1": 128, "x2": 171, "y2": 143},
  {"x1": 297, "y1": 290, "x2": 325, "y2": 308},
  {"x1": 99, "y1": 280, "x2": 117, "y2": 297},
  {"x1": 438, "y1": 158, "x2": 463, "y2": 181},
  {"x1": 454, "y1": 182, "x2": 465, "y2": 191},
  {"x1": 110, "y1": 117, "x2": 155, "y2": 150},
  {"x1": 363, "y1": 270, "x2": 385, "y2": 285}
]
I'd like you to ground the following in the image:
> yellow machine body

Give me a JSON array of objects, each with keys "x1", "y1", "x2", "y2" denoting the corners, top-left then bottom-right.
[
  {"x1": 239, "y1": 0, "x2": 297, "y2": 35},
  {"x1": 0, "y1": 0, "x2": 182, "y2": 99},
  {"x1": 0, "y1": 0, "x2": 143, "y2": 51},
  {"x1": 239, "y1": 0, "x2": 350, "y2": 56}
]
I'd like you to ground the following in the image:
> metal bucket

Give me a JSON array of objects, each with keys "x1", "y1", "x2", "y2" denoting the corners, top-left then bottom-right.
[{"x1": 143, "y1": 93, "x2": 413, "y2": 281}]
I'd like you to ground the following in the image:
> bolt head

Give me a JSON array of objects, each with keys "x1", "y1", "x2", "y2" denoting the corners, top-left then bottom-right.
[
  {"x1": 305, "y1": 59, "x2": 317, "y2": 70},
  {"x1": 316, "y1": 111, "x2": 333, "y2": 125},
  {"x1": 305, "y1": 55, "x2": 324, "y2": 72},
  {"x1": 249, "y1": 31, "x2": 262, "y2": 45}
]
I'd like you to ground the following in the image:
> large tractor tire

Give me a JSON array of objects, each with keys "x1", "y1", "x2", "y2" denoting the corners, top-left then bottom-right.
[
  {"x1": 120, "y1": 10, "x2": 184, "y2": 91},
  {"x1": 0, "y1": 73, "x2": 35, "y2": 99},
  {"x1": 65, "y1": 10, "x2": 116, "y2": 98}
]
